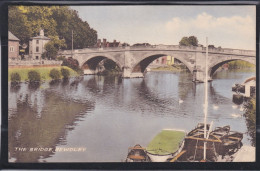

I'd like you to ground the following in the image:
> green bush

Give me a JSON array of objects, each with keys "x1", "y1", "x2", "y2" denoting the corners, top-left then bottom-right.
[
  {"x1": 49, "y1": 68, "x2": 61, "y2": 80},
  {"x1": 61, "y1": 68, "x2": 70, "y2": 78},
  {"x1": 10, "y1": 72, "x2": 21, "y2": 83},
  {"x1": 28, "y1": 70, "x2": 41, "y2": 82}
]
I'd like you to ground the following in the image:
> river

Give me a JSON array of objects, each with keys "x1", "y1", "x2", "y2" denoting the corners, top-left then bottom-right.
[{"x1": 8, "y1": 69, "x2": 255, "y2": 162}]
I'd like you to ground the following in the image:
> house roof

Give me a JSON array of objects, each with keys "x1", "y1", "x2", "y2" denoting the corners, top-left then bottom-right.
[
  {"x1": 30, "y1": 35, "x2": 51, "y2": 40},
  {"x1": 244, "y1": 77, "x2": 256, "y2": 84},
  {"x1": 8, "y1": 31, "x2": 20, "y2": 41}
]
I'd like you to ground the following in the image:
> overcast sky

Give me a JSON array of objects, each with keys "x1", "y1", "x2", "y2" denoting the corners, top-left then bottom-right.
[{"x1": 71, "y1": 6, "x2": 255, "y2": 50}]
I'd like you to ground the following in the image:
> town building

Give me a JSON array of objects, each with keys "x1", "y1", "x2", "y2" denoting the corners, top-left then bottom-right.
[
  {"x1": 244, "y1": 77, "x2": 256, "y2": 97},
  {"x1": 152, "y1": 56, "x2": 174, "y2": 66},
  {"x1": 29, "y1": 29, "x2": 50, "y2": 60},
  {"x1": 95, "y1": 38, "x2": 121, "y2": 48},
  {"x1": 8, "y1": 31, "x2": 20, "y2": 60}
]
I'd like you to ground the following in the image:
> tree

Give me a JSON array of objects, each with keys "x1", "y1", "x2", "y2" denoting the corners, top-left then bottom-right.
[
  {"x1": 8, "y1": 6, "x2": 98, "y2": 51},
  {"x1": 208, "y1": 45, "x2": 215, "y2": 48},
  {"x1": 8, "y1": 6, "x2": 32, "y2": 44},
  {"x1": 42, "y1": 43, "x2": 57, "y2": 60},
  {"x1": 179, "y1": 36, "x2": 198, "y2": 46},
  {"x1": 179, "y1": 37, "x2": 190, "y2": 46}
]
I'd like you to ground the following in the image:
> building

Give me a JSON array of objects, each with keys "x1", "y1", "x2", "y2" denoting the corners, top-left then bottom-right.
[
  {"x1": 95, "y1": 38, "x2": 121, "y2": 48},
  {"x1": 244, "y1": 77, "x2": 256, "y2": 97},
  {"x1": 152, "y1": 56, "x2": 174, "y2": 65},
  {"x1": 166, "y1": 56, "x2": 174, "y2": 65},
  {"x1": 8, "y1": 31, "x2": 20, "y2": 60},
  {"x1": 29, "y1": 29, "x2": 50, "y2": 60}
]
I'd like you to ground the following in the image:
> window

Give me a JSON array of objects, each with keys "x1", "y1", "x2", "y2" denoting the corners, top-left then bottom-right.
[
  {"x1": 36, "y1": 40, "x2": 39, "y2": 44},
  {"x1": 36, "y1": 46, "x2": 39, "y2": 52},
  {"x1": 36, "y1": 56, "x2": 39, "y2": 60},
  {"x1": 9, "y1": 46, "x2": 14, "y2": 52}
]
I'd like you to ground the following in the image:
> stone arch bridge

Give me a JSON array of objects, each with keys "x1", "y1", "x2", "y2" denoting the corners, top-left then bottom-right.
[{"x1": 58, "y1": 45, "x2": 255, "y2": 82}]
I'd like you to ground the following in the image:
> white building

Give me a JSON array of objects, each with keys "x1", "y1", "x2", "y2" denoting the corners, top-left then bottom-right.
[
  {"x1": 29, "y1": 29, "x2": 50, "y2": 60},
  {"x1": 244, "y1": 77, "x2": 256, "y2": 97}
]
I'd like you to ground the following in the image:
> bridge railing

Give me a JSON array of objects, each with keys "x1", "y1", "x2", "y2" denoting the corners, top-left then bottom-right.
[{"x1": 58, "y1": 45, "x2": 255, "y2": 56}]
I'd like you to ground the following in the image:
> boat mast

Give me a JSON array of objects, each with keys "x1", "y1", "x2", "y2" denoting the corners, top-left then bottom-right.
[{"x1": 203, "y1": 37, "x2": 209, "y2": 161}]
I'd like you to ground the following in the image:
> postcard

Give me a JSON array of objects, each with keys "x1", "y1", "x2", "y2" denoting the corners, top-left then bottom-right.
[{"x1": 6, "y1": 4, "x2": 256, "y2": 165}]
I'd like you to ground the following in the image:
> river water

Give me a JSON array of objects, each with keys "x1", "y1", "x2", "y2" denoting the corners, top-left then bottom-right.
[{"x1": 8, "y1": 69, "x2": 255, "y2": 162}]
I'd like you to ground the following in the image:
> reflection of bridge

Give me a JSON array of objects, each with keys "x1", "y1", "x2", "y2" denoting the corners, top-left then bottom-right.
[{"x1": 58, "y1": 45, "x2": 256, "y2": 82}]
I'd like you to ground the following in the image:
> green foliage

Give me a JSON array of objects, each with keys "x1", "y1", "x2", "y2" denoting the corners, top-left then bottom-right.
[
  {"x1": 243, "y1": 97, "x2": 256, "y2": 146},
  {"x1": 10, "y1": 72, "x2": 21, "y2": 83},
  {"x1": 208, "y1": 45, "x2": 215, "y2": 48},
  {"x1": 179, "y1": 36, "x2": 198, "y2": 46},
  {"x1": 57, "y1": 56, "x2": 66, "y2": 61},
  {"x1": 8, "y1": 6, "x2": 32, "y2": 45},
  {"x1": 28, "y1": 70, "x2": 41, "y2": 82},
  {"x1": 8, "y1": 6, "x2": 97, "y2": 50},
  {"x1": 61, "y1": 68, "x2": 70, "y2": 78},
  {"x1": 61, "y1": 57, "x2": 81, "y2": 72},
  {"x1": 42, "y1": 43, "x2": 58, "y2": 60},
  {"x1": 49, "y1": 68, "x2": 61, "y2": 80},
  {"x1": 227, "y1": 60, "x2": 255, "y2": 69},
  {"x1": 9, "y1": 66, "x2": 78, "y2": 82}
]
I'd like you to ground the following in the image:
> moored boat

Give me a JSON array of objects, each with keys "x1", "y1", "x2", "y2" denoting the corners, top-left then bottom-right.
[
  {"x1": 146, "y1": 129, "x2": 186, "y2": 162},
  {"x1": 125, "y1": 144, "x2": 151, "y2": 162},
  {"x1": 181, "y1": 123, "x2": 243, "y2": 162}
]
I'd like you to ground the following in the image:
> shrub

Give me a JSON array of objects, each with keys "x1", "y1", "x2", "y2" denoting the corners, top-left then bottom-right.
[
  {"x1": 61, "y1": 68, "x2": 70, "y2": 78},
  {"x1": 28, "y1": 70, "x2": 41, "y2": 82},
  {"x1": 62, "y1": 57, "x2": 79, "y2": 71},
  {"x1": 10, "y1": 72, "x2": 21, "y2": 83},
  {"x1": 49, "y1": 68, "x2": 61, "y2": 80}
]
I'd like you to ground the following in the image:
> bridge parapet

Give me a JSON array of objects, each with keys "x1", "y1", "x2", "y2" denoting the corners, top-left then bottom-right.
[{"x1": 58, "y1": 45, "x2": 255, "y2": 57}]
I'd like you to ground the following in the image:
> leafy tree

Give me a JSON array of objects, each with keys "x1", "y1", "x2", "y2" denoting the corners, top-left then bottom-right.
[
  {"x1": 179, "y1": 37, "x2": 189, "y2": 46},
  {"x1": 61, "y1": 68, "x2": 70, "y2": 79},
  {"x1": 61, "y1": 57, "x2": 82, "y2": 74},
  {"x1": 42, "y1": 36, "x2": 66, "y2": 60},
  {"x1": 188, "y1": 36, "x2": 198, "y2": 46},
  {"x1": 8, "y1": 6, "x2": 32, "y2": 44},
  {"x1": 243, "y1": 97, "x2": 256, "y2": 146},
  {"x1": 11, "y1": 72, "x2": 21, "y2": 83},
  {"x1": 179, "y1": 36, "x2": 198, "y2": 46},
  {"x1": 8, "y1": 6, "x2": 97, "y2": 50},
  {"x1": 42, "y1": 43, "x2": 57, "y2": 60},
  {"x1": 28, "y1": 70, "x2": 41, "y2": 82},
  {"x1": 208, "y1": 45, "x2": 215, "y2": 48},
  {"x1": 49, "y1": 69, "x2": 61, "y2": 80}
]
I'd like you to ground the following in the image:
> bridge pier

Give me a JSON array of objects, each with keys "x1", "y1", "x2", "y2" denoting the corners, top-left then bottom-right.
[
  {"x1": 193, "y1": 70, "x2": 212, "y2": 83},
  {"x1": 122, "y1": 67, "x2": 144, "y2": 78},
  {"x1": 83, "y1": 69, "x2": 96, "y2": 75}
]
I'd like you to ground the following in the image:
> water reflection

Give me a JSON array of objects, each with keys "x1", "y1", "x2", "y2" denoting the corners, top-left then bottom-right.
[
  {"x1": 8, "y1": 69, "x2": 255, "y2": 162},
  {"x1": 8, "y1": 83, "x2": 95, "y2": 162}
]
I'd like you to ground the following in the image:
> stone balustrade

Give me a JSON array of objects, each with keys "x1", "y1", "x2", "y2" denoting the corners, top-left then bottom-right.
[
  {"x1": 58, "y1": 45, "x2": 255, "y2": 57},
  {"x1": 8, "y1": 59, "x2": 62, "y2": 66}
]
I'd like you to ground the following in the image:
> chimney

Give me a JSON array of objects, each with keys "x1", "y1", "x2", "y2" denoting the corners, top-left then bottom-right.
[{"x1": 40, "y1": 29, "x2": 44, "y2": 36}]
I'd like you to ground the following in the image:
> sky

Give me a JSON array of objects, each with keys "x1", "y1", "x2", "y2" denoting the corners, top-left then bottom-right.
[{"x1": 71, "y1": 6, "x2": 256, "y2": 50}]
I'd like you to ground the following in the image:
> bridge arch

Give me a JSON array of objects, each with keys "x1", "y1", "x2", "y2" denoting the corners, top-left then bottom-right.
[
  {"x1": 132, "y1": 53, "x2": 194, "y2": 73},
  {"x1": 209, "y1": 58, "x2": 255, "y2": 77},
  {"x1": 80, "y1": 54, "x2": 123, "y2": 71}
]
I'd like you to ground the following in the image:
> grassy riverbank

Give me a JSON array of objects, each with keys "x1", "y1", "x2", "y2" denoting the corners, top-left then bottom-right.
[
  {"x1": 8, "y1": 66, "x2": 78, "y2": 82},
  {"x1": 151, "y1": 65, "x2": 187, "y2": 72}
]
